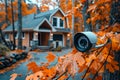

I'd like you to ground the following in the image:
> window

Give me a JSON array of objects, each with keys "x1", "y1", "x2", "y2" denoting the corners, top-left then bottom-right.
[
  {"x1": 15, "y1": 33, "x2": 18, "y2": 39},
  {"x1": 22, "y1": 32, "x2": 25, "y2": 39},
  {"x1": 53, "y1": 34, "x2": 63, "y2": 41},
  {"x1": 53, "y1": 18, "x2": 57, "y2": 26},
  {"x1": 53, "y1": 17, "x2": 64, "y2": 28},
  {"x1": 60, "y1": 19, "x2": 63, "y2": 27},
  {"x1": 15, "y1": 32, "x2": 25, "y2": 39},
  {"x1": 5, "y1": 34, "x2": 9, "y2": 39}
]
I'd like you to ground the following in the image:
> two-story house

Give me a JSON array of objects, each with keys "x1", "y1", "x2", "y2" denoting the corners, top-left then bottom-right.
[{"x1": 3, "y1": 8, "x2": 71, "y2": 49}]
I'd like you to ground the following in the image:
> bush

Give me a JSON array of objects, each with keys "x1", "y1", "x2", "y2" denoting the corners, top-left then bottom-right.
[
  {"x1": 0, "y1": 44, "x2": 10, "y2": 56},
  {"x1": 55, "y1": 46, "x2": 62, "y2": 51}
]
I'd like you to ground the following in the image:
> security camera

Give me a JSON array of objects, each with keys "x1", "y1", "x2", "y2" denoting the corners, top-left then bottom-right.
[{"x1": 74, "y1": 32, "x2": 106, "y2": 52}]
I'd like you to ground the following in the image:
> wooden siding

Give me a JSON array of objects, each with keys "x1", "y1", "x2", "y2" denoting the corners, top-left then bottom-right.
[{"x1": 50, "y1": 10, "x2": 68, "y2": 28}]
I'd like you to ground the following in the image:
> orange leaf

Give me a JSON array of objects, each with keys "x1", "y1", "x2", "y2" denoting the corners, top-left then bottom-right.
[
  {"x1": 75, "y1": 52, "x2": 85, "y2": 66},
  {"x1": 81, "y1": 0, "x2": 86, "y2": 4},
  {"x1": 87, "y1": 78, "x2": 92, "y2": 80},
  {"x1": 96, "y1": 76, "x2": 102, "y2": 80},
  {"x1": 113, "y1": 64, "x2": 119, "y2": 71},
  {"x1": 81, "y1": 72, "x2": 90, "y2": 79},
  {"x1": 10, "y1": 73, "x2": 18, "y2": 80},
  {"x1": 71, "y1": 48, "x2": 78, "y2": 54},
  {"x1": 46, "y1": 52, "x2": 56, "y2": 63},
  {"x1": 87, "y1": 4, "x2": 97, "y2": 12},
  {"x1": 27, "y1": 61, "x2": 40, "y2": 73},
  {"x1": 78, "y1": 65, "x2": 87, "y2": 73},
  {"x1": 58, "y1": 75, "x2": 68, "y2": 80},
  {"x1": 106, "y1": 63, "x2": 114, "y2": 73}
]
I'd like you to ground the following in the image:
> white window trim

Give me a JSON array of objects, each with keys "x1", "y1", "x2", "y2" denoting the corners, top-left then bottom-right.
[
  {"x1": 5, "y1": 34, "x2": 9, "y2": 40},
  {"x1": 52, "y1": 16, "x2": 65, "y2": 28},
  {"x1": 15, "y1": 33, "x2": 18, "y2": 39},
  {"x1": 52, "y1": 17, "x2": 57, "y2": 27},
  {"x1": 22, "y1": 32, "x2": 25, "y2": 39},
  {"x1": 15, "y1": 32, "x2": 25, "y2": 39},
  {"x1": 60, "y1": 18, "x2": 64, "y2": 28}
]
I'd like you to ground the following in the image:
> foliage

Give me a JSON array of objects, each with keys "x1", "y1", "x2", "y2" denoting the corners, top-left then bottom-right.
[
  {"x1": 9, "y1": 0, "x2": 120, "y2": 80},
  {"x1": 24, "y1": 30, "x2": 120, "y2": 80},
  {"x1": 0, "y1": 44, "x2": 10, "y2": 56},
  {"x1": 0, "y1": 0, "x2": 36, "y2": 30}
]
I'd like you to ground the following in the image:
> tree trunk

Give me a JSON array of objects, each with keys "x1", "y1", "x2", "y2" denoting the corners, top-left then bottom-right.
[
  {"x1": 18, "y1": 0, "x2": 22, "y2": 49},
  {"x1": 82, "y1": 0, "x2": 92, "y2": 31},
  {"x1": 11, "y1": 0, "x2": 16, "y2": 50},
  {"x1": 0, "y1": 22, "x2": 9, "y2": 48},
  {"x1": 109, "y1": 1, "x2": 120, "y2": 25},
  {"x1": 5, "y1": 0, "x2": 8, "y2": 24},
  {"x1": 103, "y1": 1, "x2": 120, "y2": 80}
]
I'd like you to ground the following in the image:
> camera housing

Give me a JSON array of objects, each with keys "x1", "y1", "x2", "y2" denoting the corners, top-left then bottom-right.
[{"x1": 74, "y1": 32, "x2": 97, "y2": 52}]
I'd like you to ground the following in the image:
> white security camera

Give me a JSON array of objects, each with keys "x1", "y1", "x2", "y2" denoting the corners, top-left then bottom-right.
[{"x1": 74, "y1": 32, "x2": 98, "y2": 52}]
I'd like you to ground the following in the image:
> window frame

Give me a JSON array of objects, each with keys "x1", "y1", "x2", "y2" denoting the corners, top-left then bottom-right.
[
  {"x1": 53, "y1": 17, "x2": 57, "y2": 27},
  {"x1": 5, "y1": 33, "x2": 9, "y2": 40},
  {"x1": 15, "y1": 32, "x2": 25, "y2": 39},
  {"x1": 52, "y1": 17, "x2": 64, "y2": 28}
]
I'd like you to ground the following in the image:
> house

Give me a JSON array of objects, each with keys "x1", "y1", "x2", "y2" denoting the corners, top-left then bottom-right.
[{"x1": 3, "y1": 8, "x2": 71, "y2": 49}]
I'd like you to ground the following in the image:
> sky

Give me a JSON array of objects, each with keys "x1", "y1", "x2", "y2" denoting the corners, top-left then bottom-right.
[{"x1": 26, "y1": 0, "x2": 58, "y2": 9}]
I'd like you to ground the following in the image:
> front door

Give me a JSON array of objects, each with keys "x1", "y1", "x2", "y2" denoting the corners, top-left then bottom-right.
[{"x1": 38, "y1": 32, "x2": 50, "y2": 46}]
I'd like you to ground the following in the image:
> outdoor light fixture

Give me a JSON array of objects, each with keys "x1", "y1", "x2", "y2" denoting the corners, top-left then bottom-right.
[{"x1": 74, "y1": 32, "x2": 107, "y2": 52}]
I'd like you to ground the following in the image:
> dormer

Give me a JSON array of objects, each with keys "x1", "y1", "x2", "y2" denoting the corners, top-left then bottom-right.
[{"x1": 49, "y1": 8, "x2": 68, "y2": 29}]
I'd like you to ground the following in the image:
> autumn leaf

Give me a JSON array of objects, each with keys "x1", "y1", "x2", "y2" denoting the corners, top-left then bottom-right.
[
  {"x1": 46, "y1": 52, "x2": 56, "y2": 63},
  {"x1": 74, "y1": 52, "x2": 85, "y2": 66},
  {"x1": 96, "y1": 76, "x2": 102, "y2": 80},
  {"x1": 111, "y1": 37, "x2": 119, "y2": 51},
  {"x1": 27, "y1": 61, "x2": 40, "y2": 73},
  {"x1": 10, "y1": 73, "x2": 18, "y2": 80},
  {"x1": 106, "y1": 63, "x2": 114, "y2": 73},
  {"x1": 110, "y1": 60, "x2": 119, "y2": 71},
  {"x1": 81, "y1": 72, "x2": 90, "y2": 79},
  {"x1": 78, "y1": 65, "x2": 87, "y2": 73},
  {"x1": 71, "y1": 48, "x2": 78, "y2": 54},
  {"x1": 58, "y1": 75, "x2": 68, "y2": 80},
  {"x1": 87, "y1": 78, "x2": 92, "y2": 80},
  {"x1": 80, "y1": 0, "x2": 87, "y2": 4},
  {"x1": 87, "y1": 4, "x2": 97, "y2": 12}
]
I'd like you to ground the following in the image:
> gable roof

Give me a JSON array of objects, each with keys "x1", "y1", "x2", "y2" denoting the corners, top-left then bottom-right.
[{"x1": 4, "y1": 8, "x2": 65, "y2": 32}]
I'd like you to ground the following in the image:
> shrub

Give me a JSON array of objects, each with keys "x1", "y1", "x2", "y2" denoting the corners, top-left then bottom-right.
[
  {"x1": 0, "y1": 44, "x2": 10, "y2": 56},
  {"x1": 55, "y1": 46, "x2": 62, "y2": 51}
]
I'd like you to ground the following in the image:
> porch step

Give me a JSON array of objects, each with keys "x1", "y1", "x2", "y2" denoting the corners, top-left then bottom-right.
[{"x1": 37, "y1": 46, "x2": 50, "y2": 50}]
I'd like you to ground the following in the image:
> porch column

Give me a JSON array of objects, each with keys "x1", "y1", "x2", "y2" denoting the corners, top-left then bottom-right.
[
  {"x1": 31, "y1": 32, "x2": 38, "y2": 46},
  {"x1": 33, "y1": 32, "x2": 38, "y2": 40},
  {"x1": 48, "y1": 33, "x2": 53, "y2": 47}
]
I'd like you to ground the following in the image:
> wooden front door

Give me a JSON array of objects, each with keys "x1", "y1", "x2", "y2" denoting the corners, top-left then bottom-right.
[{"x1": 38, "y1": 32, "x2": 50, "y2": 46}]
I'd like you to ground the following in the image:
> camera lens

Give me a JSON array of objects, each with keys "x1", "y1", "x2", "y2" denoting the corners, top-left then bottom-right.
[
  {"x1": 74, "y1": 33, "x2": 92, "y2": 52},
  {"x1": 78, "y1": 36, "x2": 88, "y2": 49}
]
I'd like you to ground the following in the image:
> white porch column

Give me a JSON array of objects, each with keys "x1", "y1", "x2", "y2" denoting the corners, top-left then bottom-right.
[
  {"x1": 33, "y1": 32, "x2": 38, "y2": 40},
  {"x1": 50, "y1": 33, "x2": 53, "y2": 40}
]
